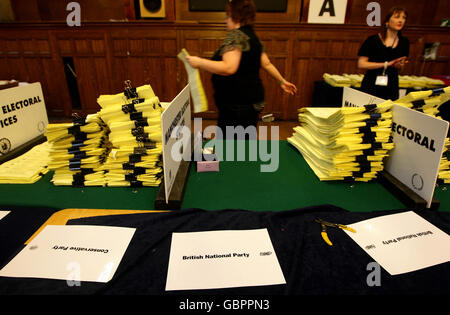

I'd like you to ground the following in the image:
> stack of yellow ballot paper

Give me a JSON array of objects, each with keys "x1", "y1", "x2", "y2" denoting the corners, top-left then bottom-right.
[
  {"x1": 323, "y1": 73, "x2": 352, "y2": 87},
  {"x1": 398, "y1": 76, "x2": 445, "y2": 89},
  {"x1": 323, "y1": 73, "x2": 444, "y2": 89},
  {"x1": 440, "y1": 138, "x2": 450, "y2": 184},
  {"x1": 394, "y1": 87, "x2": 450, "y2": 184},
  {"x1": 342, "y1": 74, "x2": 363, "y2": 88},
  {"x1": 288, "y1": 101, "x2": 395, "y2": 182},
  {"x1": 45, "y1": 114, "x2": 109, "y2": 186},
  {"x1": 0, "y1": 141, "x2": 50, "y2": 184},
  {"x1": 97, "y1": 84, "x2": 164, "y2": 187}
]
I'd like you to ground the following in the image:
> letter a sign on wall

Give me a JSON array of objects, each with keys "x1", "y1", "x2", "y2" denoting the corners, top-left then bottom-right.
[{"x1": 308, "y1": 0, "x2": 348, "y2": 24}]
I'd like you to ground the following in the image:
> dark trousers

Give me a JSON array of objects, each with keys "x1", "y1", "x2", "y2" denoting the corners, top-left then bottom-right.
[{"x1": 217, "y1": 103, "x2": 258, "y2": 140}]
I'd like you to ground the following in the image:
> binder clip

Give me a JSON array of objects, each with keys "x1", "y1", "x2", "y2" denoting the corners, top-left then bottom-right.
[{"x1": 124, "y1": 80, "x2": 138, "y2": 100}]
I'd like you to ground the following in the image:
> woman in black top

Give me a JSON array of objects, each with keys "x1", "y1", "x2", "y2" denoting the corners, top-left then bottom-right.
[
  {"x1": 186, "y1": 0, "x2": 297, "y2": 138},
  {"x1": 358, "y1": 7, "x2": 409, "y2": 101}
]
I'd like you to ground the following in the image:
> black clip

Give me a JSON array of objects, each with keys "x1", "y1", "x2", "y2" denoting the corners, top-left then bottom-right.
[
  {"x1": 131, "y1": 126, "x2": 145, "y2": 137},
  {"x1": 124, "y1": 80, "x2": 138, "y2": 99},
  {"x1": 122, "y1": 103, "x2": 136, "y2": 114},
  {"x1": 130, "y1": 112, "x2": 144, "y2": 121},
  {"x1": 411, "y1": 99, "x2": 426, "y2": 108},
  {"x1": 363, "y1": 104, "x2": 377, "y2": 113},
  {"x1": 72, "y1": 173, "x2": 85, "y2": 187},
  {"x1": 72, "y1": 113, "x2": 86, "y2": 126}
]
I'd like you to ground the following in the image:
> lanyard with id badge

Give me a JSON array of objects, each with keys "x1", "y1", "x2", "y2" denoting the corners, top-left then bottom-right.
[
  {"x1": 375, "y1": 61, "x2": 389, "y2": 86},
  {"x1": 376, "y1": 34, "x2": 397, "y2": 87}
]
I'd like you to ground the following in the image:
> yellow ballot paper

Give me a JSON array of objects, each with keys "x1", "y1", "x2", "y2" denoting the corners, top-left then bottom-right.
[
  {"x1": 288, "y1": 103, "x2": 395, "y2": 182},
  {"x1": 177, "y1": 48, "x2": 208, "y2": 113},
  {"x1": 0, "y1": 141, "x2": 50, "y2": 184},
  {"x1": 165, "y1": 229, "x2": 286, "y2": 291},
  {"x1": 0, "y1": 225, "x2": 136, "y2": 283}
]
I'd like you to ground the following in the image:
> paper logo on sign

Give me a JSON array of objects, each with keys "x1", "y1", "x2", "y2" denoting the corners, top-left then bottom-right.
[
  {"x1": 385, "y1": 105, "x2": 449, "y2": 208},
  {"x1": 165, "y1": 229, "x2": 286, "y2": 291}
]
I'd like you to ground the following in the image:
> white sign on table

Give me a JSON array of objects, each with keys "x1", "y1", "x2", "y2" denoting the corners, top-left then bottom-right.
[
  {"x1": 385, "y1": 105, "x2": 449, "y2": 208},
  {"x1": 0, "y1": 225, "x2": 135, "y2": 283},
  {"x1": 342, "y1": 86, "x2": 386, "y2": 108},
  {"x1": 0, "y1": 82, "x2": 48, "y2": 154},
  {"x1": 308, "y1": 0, "x2": 348, "y2": 24},
  {"x1": 0, "y1": 211, "x2": 10, "y2": 221},
  {"x1": 165, "y1": 228, "x2": 286, "y2": 291},
  {"x1": 344, "y1": 211, "x2": 450, "y2": 275},
  {"x1": 161, "y1": 85, "x2": 191, "y2": 203}
]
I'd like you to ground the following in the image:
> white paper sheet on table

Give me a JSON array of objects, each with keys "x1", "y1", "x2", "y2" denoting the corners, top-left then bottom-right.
[
  {"x1": 165, "y1": 228, "x2": 286, "y2": 291},
  {"x1": 343, "y1": 211, "x2": 450, "y2": 275},
  {"x1": 0, "y1": 225, "x2": 136, "y2": 283},
  {"x1": 177, "y1": 48, "x2": 208, "y2": 113},
  {"x1": 0, "y1": 211, "x2": 10, "y2": 221}
]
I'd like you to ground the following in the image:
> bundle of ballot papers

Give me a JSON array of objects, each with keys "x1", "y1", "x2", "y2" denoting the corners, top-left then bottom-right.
[
  {"x1": 288, "y1": 101, "x2": 395, "y2": 182},
  {"x1": 322, "y1": 74, "x2": 363, "y2": 88},
  {"x1": 97, "y1": 84, "x2": 164, "y2": 187},
  {"x1": 0, "y1": 141, "x2": 50, "y2": 184},
  {"x1": 323, "y1": 73, "x2": 444, "y2": 90},
  {"x1": 45, "y1": 114, "x2": 110, "y2": 186},
  {"x1": 394, "y1": 87, "x2": 450, "y2": 183},
  {"x1": 323, "y1": 73, "x2": 352, "y2": 87},
  {"x1": 440, "y1": 139, "x2": 450, "y2": 184},
  {"x1": 398, "y1": 75, "x2": 446, "y2": 89}
]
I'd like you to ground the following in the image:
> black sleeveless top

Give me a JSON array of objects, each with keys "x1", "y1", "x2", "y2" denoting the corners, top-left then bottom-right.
[
  {"x1": 358, "y1": 33, "x2": 410, "y2": 100},
  {"x1": 211, "y1": 25, "x2": 265, "y2": 106}
]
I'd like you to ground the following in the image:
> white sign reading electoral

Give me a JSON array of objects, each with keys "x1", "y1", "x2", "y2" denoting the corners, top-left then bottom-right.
[
  {"x1": 165, "y1": 229, "x2": 286, "y2": 291},
  {"x1": 0, "y1": 225, "x2": 136, "y2": 283},
  {"x1": 385, "y1": 105, "x2": 449, "y2": 208},
  {"x1": 308, "y1": 0, "x2": 348, "y2": 24},
  {"x1": 342, "y1": 86, "x2": 386, "y2": 107},
  {"x1": 0, "y1": 82, "x2": 48, "y2": 155},
  {"x1": 344, "y1": 211, "x2": 450, "y2": 275},
  {"x1": 161, "y1": 85, "x2": 191, "y2": 203}
]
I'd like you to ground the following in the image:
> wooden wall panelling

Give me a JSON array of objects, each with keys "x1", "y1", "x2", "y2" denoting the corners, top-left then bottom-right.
[
  {"x1": 10, "y1": 0, "x2": 41, "y2": 21},
  {"x1": 1, "y1": 22, "x2": 449, "y2": 120},
  {"x1": 290, "y1": 27, "x2": 369, "y2": 119},
  {"x1": 110, "y1": 28, "x2": 179, "y2": 105},
  {"x1": 176, "y1": 0, "x2": 301, "y2": 23},
  {"x1": 0, "y1": 30, "x2": 67, "y2": 117},
  {"x1": 258, "y1": 29, "x2": 293, "y2": 120},
  {"x1": 54, "y1": 31, "x2": 112, "y2": 116},
  {"x1": 179, "y1": 28, "x2": 227, "y2": 119},
  {"x1": 415, "y1": 30, "x2": 450, "y2": 76},
  {"x1": 345, "y1": 0, "x2": 441, "y2": 26}
]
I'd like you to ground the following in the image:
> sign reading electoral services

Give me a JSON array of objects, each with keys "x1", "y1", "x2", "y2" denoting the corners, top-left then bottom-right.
[{"x1": 0, "y1": 82, "x2": 48, "y2": 155}]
